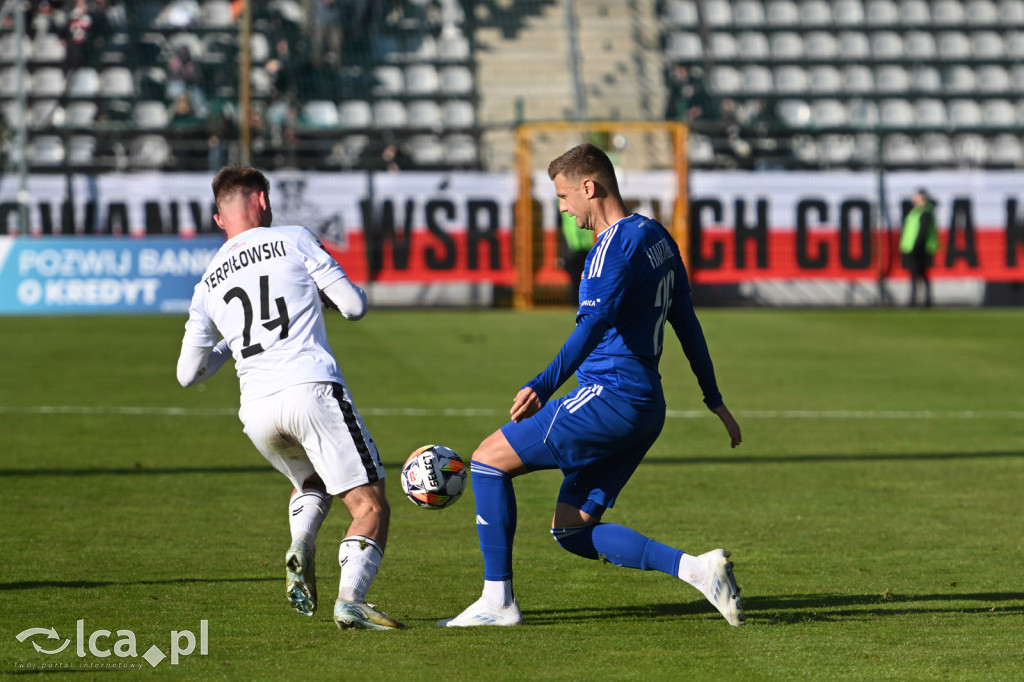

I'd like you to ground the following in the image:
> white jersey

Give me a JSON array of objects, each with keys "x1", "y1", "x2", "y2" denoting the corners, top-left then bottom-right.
[{"x1": 182, "y1": 225, "x2": 350, "y2": 402}]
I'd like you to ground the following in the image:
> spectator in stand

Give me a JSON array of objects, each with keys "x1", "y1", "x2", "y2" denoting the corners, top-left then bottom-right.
[
  {"x1": 311, "y1": 0, "x2": 343, "y2": 67},
  {"x1": 170, "y1": 91, "x2": 204, "y2": 130},
  {"x1": 664, "y1": 65, "x2": 719, "y2": 126},
  {"x1": 167, "y1": 44, "x2": 206, "y2": 114},
  {"x1": 380, "y1": 142, "x2": 412, "y2": 172}
]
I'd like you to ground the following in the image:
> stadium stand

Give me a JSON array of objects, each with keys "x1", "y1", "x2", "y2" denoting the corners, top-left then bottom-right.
[
  {"x1": 1, "y1": 0, "x2": 1022, "y2": 171},
  {"x1": 661, "y1": 0, "x2": 1024, "y2": 169}
]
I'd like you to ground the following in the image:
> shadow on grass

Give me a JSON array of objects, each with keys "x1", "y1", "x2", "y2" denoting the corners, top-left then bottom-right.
[
  {"x1": 0, "y1": 576, "x2": 277, "y2": 591},
  {"x1": 525, "y1": 592, "x2": 1024, "y2": 625},
  {"x1": 0, "y1": 464, "x2": 406, "y2": 477},
  {"x1": 645, "y1": 450, "x2": 1024, "y2": 466}
]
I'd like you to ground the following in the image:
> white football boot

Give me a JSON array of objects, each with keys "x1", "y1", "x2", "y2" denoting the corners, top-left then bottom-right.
[
  {"x1": 285, "y1": 540, "x2": 317, "y2": 617},
  {"x1": 333, "y1": 600, "x2": 406, "y2": 630},
  {"x1": 436, "y1": 596, "x2": 524, "y2": 627},
  {"x1": 696, "y1": 549, "x2": 745, "y2": 626}
]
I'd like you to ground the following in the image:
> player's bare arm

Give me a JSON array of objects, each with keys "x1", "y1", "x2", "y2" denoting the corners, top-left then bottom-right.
[
  {"x1": 713, "y1": 405, "x2": 742, "y2": 448},
  {"x1": 510, "y1": 386, "x2": 542, "y2": 423}
]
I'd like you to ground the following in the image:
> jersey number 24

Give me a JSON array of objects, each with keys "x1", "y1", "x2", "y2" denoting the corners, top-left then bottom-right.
[{"x1": 223, "y1": 275, "x2": 290, "y2": 358}]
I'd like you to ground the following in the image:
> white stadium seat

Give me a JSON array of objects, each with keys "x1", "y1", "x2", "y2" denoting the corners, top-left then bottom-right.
[
  {"x1": 665, "y1": 0, "x2": 699, "y2": 26},
  {"x1": 875, "y1": 65, "x2": 910, "y2": 93},
  {"x1": 976, "y1": 65, "x2": 1011, "y2": 92},
  {"x1": 775, "y1": 65, "x2": 809, "y2": 93},
  {"x1": 444, "y1": 134, "x2": 478, "y2": 165},
  {"x1": 737, "y1": 32, "x2": 770, "y2": 59},
  {"x1": 442, "y1": 100, "x2": 475, "y2": 129},
  {"x1": 373, "y1": 100, "x2": 408, "y2": 128},
  {"x1": 918, "y1": 133, "x2": 955, "y2": 165},
  {"x1": 28, "y1": 135, "x2": 64, "y2": 165},
  {"x1": 1000, "y1": 0, "x2": 1024, "y2": 22},
  {"x1": 880, "y1": 99, "x2": 915, "y2": 127},
  {"x1": 866, "y1": 0, "x2": 900, "y2": 24},
  {"x1": 910, "y1": 66, "x2": 942, "y2": 92},
  {"x1": 936, "y1": 32, "x2": 972, "y2": 59},
  {"x1": 809, "y1": 66, "x2": 843, "y2": 93},
  {"x1": 733, "y1": 0, "x2": 766, "y2": 26},
  {"x1": 833, "y1": 0, "x2": 866, "y2": 24},
  {"x1": 948, "y1": 99, "x2": 983, "y2": 126},
  {"x1": 406, "y1": 100, "x2": 442, "y2": 129},
  {"x1": 966, "y1": 0, "x2": 1000, "y2": 24},
  {"x1": 800, "y1": 0, "x2": 833, "y2": 25},
  {"x1": 987, "y1": 133, "x2": 1024, "y2": 165},
  {"x1": 709, "y1": 33, "x2": 738, "y2": 59},
  {"x1": 766, "y1": 0, "x2": 800, "y2": 25},
  {"x1": 407, "y1": 134, "x2": 444, "y2": 165},
  {"x1": 300, "y1": 100, "x2": 340, "y2": 128},
  {"x1": 882, "y1": 134, "x2": 919, "y2": 164},
  {"x1": 710, "y1": 65, "x2": 742, "y2": 93},
  {"x1": 848, "y1": 99, "x2": 880, "y2": 127},
  {"x1": 954, "y1": 134, "x2": 990, "y2": 164},
  {"x1": 871, "y1": 32, "x2": 904, "y2": 59},
  {"x1": 703, "y1": 0, "x2": 733, "y2": 26},
  {"x1": 667, "y1": 32, "x2": 703, "y2": 61},
  {"x1": 844, "y1": 66, "x2": 875, "y2": 93},
  {"x1": 915, "y1": 99, "x2": 947, "y2": 127},
  {"x1": 983, "y1": 99, "x2": 1016, "y2": 126},
  {"x1": 944, "y1": 65, "x2": 978, "y2": 93},
  {"x1": 776, "y1": 98, "x2": 811, "y2": 127},
  {"x1": 804, "y1": 31, "x2": 839, "y2": 59},
  {"x1": 812, "y1": 99, "x2": 848, "y2": 127},
  {"x1": 899, "y1": 0, "x2": 931, "y2": 24},
  {"x1": 904, "y1": 31, "x2": 937, "y2": 59},
  {"x1": 933, "y1": 0, "x2": 966, "y2": 24},
  {"x1": 742, "y1": 65, "x2": 774, "y2": 93},
  {"x1": 771, "y1": 32, "x2": 804, "y2": 59},
  {"x1": 838, "y1": 32, "x2": 870, "y2": 59},
  {"x1": 133, "y1": 100, "x2": 170, "y2": 129},
  {"x1": 339, "y1": 100, "x2": 373, "y2": 129},
  {"x1": 971, "y1": 31, "x2": 1005, "y2": 58}
]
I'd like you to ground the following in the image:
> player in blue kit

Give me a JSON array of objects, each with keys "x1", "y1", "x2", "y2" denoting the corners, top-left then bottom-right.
[{"x1": 439, "y1": 144, "x2": 744, "y2": 628}]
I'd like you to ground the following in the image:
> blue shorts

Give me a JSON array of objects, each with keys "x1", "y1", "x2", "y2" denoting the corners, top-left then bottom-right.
[{"x1": 501, "y1": 385, "x2": 665, "y2": 519}]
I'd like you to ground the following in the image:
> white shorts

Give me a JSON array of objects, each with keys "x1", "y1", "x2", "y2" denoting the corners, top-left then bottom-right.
[{"x1": 238, "y1": 382, "x2": 385, "y2": 495}]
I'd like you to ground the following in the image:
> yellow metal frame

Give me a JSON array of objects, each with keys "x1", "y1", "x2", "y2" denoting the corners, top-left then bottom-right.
[{"x1": 513, "y1": 121, "x2": 689, "y2": 309}]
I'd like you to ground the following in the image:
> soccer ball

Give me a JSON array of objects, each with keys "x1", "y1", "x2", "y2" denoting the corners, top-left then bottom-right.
[{"x1": 400, "y1": 445, "x2": 467, "y2": 510}]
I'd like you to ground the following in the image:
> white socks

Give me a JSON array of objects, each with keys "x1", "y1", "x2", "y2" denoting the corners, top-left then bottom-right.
[
  {"x1": 288, "y1": 489, "x2": 332, "y2": 551},
  {"x1": 482, "y1": 579, "x2": 515, "y2": 608},
  {"x1": 338, "y1": 535, "x2": 384, "y2": 603},
  {"x1": 677, "y1": 553, "x2": 707, "y2": 588}
]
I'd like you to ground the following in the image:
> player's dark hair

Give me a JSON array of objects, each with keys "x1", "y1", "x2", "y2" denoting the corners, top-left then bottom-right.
[
  {"x1": 212, "y1": 166, "x2": 270, "y2": 210},
  {"x1": 547, "y1": 143, "x2": 620, "y2": 197}
]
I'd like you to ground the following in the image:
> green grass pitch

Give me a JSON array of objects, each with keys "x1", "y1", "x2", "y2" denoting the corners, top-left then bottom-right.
[{"x1": 1, "y1": 308, "x2": 1023, "y2": 680}]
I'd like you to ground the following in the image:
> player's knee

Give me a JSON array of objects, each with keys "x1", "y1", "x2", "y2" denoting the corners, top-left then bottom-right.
[{"x1": 551, "y1": 525, "x2": 599, "y2": 560}]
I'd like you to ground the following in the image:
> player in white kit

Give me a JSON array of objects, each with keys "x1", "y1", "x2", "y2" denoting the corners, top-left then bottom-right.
[{"x1": 176, "y1": 166, "x2": 403, "y2": 630}]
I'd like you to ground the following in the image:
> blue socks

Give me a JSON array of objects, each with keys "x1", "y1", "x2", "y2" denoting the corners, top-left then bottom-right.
[
  {"x1": 552, "y1": 523, "x2": 683, "y2": 576},
  {"x1": 471, "y1": 461, "x2": 683, "y2": 579},
  {"x1": 471, "y1": 462, "x2": 517, "y2": 581}
]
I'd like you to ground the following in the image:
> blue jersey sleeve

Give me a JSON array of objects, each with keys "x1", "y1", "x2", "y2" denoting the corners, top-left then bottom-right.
[
  {"x1": 524, "y1": 313, "x2": 610, "y2": 404},
  {"x1": 667, "y1": 290, "x2": 724, "y2": 410}
]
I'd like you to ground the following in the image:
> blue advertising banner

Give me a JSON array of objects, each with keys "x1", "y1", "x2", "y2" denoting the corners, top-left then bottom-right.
[{"x1": 0, "y1": 236, "x2": 224, "y2": 314}]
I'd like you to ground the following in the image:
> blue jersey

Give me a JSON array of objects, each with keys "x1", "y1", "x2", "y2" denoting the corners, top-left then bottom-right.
[{"x1": 525, "y1": 213, "x2": 722, "y2": 411}]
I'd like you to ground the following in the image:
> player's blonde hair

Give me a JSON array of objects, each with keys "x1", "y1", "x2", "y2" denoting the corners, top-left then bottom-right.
[
  {"x1": 212, "y1": 166, "x2": 271, "y2": 212},
  {"x1": 547, "y1": 143, "x2": 621, "y2": 197}
]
